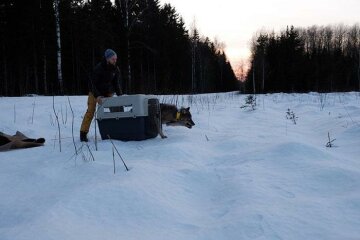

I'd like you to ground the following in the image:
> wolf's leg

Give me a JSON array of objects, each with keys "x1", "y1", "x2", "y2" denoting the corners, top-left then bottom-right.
[
  {"x1": 155, "y1": 115, "x2": 167, "y2": 138},
  {"x1": 157, "y1": 119, "x2": 167, "y2": 138}
]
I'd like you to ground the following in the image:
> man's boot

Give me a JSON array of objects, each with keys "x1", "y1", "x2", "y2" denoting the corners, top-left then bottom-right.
[{"x1": 80, "y1": 131, "x2": 88, "y2": 142}]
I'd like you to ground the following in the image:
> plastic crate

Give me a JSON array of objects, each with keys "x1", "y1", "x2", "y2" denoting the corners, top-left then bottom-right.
[{"x1": 96, "y1": 95, "x2": 160, "y2": 141}]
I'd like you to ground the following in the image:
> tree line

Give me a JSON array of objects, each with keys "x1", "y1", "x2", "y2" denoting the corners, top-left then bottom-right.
[
  {"x1": 0, "y1": 0, "x2": 238, "y2": 96},
  {"x1": 245, "y1": 24, "x2": 360, "y2": 93}
]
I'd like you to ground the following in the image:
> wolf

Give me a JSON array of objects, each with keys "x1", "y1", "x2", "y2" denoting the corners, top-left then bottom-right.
[{"x1": 156, "y1": 103, "x2": 195, "y2": 138}]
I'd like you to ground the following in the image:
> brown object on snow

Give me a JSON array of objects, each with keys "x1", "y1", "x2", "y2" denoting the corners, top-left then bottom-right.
[{"x1": 0, "y1": 131, "x2": 45, "y2": 152}]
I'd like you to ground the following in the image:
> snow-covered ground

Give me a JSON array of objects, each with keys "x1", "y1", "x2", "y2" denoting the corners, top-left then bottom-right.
[{"x1": 0, "y1": 92, "x2": 360, "y2": 240}]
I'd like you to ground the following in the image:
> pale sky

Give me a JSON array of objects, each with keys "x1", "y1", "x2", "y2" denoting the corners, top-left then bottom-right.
[{"x1": 159, "y1": 0, "x2": 360, "y2": 68}]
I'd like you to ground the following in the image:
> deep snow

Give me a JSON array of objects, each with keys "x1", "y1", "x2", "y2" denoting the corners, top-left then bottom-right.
[{"x1": 0, "y1": 92, "x2": 360, "y2": 240}]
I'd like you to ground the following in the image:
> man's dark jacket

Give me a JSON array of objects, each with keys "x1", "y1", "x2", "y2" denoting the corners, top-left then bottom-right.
[{"x1": 90, "y1": 59, "x2": 122, "y2": 98}]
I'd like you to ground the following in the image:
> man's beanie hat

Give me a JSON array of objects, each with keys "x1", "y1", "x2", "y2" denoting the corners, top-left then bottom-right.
[{"x1": 105, "y1": 49, "x2": 117, "y2": 59}]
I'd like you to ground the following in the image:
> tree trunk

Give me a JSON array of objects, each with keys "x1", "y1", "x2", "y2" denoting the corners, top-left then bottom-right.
[
  {"x1": 153, "y1": 57, "x2": 156, "y2": 93},
  {"x1": 2, "y1": 42, "x2": 8, "y2": 96},
  {"x1": 358, "y1": 48, "x2": 360, "y2": 91},
  {"x1": 71, "y1": 31, "x2": 77, "y2": 94},
  {"x1": 262, "y1": 55, "x2": 265, "y2": 93},
  {"x1": 124, "y1": 0, "x2": 131, "y2": 93},
  {"x1": 76, "y1": 48, "x2": 81, "y2": 94},
  {"x1": 147, "y1": 51, "x2": 150, "y2": 92},
  {"x1": 252, "y1": 61, "x2": 256, "y2": 94},
  {"x1": 191, "y1": 41, "x2": 196, "y2": 93},
  {"x1": 54, "y1": 0, "x2": 63, "y2": 94},
  {"x1": 33, "y1": 27, "x2": 39, "y2": 94},
  {"x1": 127, "y1": 37, "x2": 132, "y2": 93},
  {"x1": 42, "y1": 40, "x2": 48, "y2": 95}
]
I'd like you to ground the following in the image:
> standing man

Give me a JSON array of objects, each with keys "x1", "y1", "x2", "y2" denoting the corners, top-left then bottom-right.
[{"x1": 80, "y1": 49, "x2": 123, "y2": 142}]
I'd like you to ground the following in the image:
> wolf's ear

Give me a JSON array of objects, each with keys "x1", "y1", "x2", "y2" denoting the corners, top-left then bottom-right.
[{"x1": 186, "y1": 107, "x2": 190, "y2": 111}]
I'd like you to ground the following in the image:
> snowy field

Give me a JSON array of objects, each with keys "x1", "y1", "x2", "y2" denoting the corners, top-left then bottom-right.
[{"x1": 0, "y1": 92, "x2": 360, "y2": 240}]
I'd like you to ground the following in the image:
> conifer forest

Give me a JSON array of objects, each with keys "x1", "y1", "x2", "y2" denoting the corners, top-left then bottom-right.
[
  {"x1": 0, "y1": 0, "x2": 238, "y2": 96},
  {"x1": 1, "y1": 1, "x2": 359, "y2": 96},
  {"x1": 246, "y1": 25, "x2": 360, "y2": 93}
]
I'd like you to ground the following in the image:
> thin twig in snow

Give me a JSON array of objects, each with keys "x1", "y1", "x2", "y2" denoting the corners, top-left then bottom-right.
[
  {"x1": 67, "y1": 96, "x2": 77, "y2": 154},
  {"x1": 112, "y1": 147, "x2": 116, "y2": 174},
  {"x1": 52, "y1": 96, "x2": 62, "y2": 152},
  {"x1": 31, "y1": 99, "x2": 36, "y2": 124},
  {"x1": 107, "y1": 135, "x2": 129, "y2": 171},
  {"x1": 85, "y1": 143, "x2": 95, "y2": 161},
  {"x1": 13, "y1": 104, "x2": 16, "y2": 123}
]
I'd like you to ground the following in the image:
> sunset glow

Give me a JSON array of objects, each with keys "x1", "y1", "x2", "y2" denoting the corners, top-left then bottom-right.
[{"x1": 159, "y1": 0, "x2": 360, "y2": 71}]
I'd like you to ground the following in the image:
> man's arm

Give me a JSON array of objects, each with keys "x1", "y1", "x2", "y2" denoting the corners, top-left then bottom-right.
[
  {"x1": 90, "y1": 65, "x2": 102, "y2": 98},
  {"x1": 113, "y1": 66, "x2": 123, "y2": 96}
]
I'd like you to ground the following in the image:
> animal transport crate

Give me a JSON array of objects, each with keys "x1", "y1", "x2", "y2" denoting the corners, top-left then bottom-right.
[{"x1": 96, "y1": 95, "x2": 160, "y2": 141}]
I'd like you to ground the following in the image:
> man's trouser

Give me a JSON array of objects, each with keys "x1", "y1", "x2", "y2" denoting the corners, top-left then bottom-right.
[
  {"x1": 80, "y1": 92, "x2": 115, "y2": 133},
  {"x1": 80, "y1": 92, "x2": 97, "y2": 134}
]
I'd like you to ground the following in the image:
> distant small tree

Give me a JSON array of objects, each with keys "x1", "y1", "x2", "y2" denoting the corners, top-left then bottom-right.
[
  {"x1": 286, "y1": 108, "x2": 298, "y2": 125},
  {"x1": 241, "y1": 95, "x2": 256, "y2": 110},
  {"x1": 190, "y1": 18, "x2": 199, "y2": 93},
  {"x1": 326, "y1": 132, "x2": 336, "y2": 147}
]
